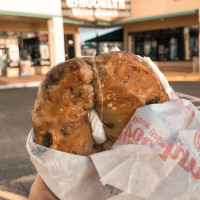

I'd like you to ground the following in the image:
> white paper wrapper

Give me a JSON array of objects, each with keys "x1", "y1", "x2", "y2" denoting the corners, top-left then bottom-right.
[
  {"x1": 27, "y1": 97, "x2": 200, "y2": 200},
  {"x1": 26, "y1": 130, "x2": 121, "y2": 200},
  {"x1": 91, "y1": 99, "x2": 200, "y2": 200}
]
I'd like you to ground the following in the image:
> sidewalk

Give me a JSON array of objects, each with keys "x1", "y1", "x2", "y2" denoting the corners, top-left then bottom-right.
[
  {"x1": 0, "y1": 75, "x2": 43, "y2": 89},
  {"x1": 0, "y1": 72, "x2": 200, "y2": 89},
  {"x1": 163, "y1": 72, "x2": 200, "y2": 81}
]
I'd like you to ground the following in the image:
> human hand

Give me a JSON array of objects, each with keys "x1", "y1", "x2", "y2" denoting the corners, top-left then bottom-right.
[{"x1": 29, "y1": 174, "x2": 59, "y2": 200}]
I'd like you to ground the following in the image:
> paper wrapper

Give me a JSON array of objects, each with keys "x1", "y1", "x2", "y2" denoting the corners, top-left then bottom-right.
[
  {"x1": 27, "y1": 98, "x2": 200, "y2": 200},
  {"x1": 26, "y1": 130, "x2": 121, "y2": 200},
  {"x1": 91, "y1": 99, "x2": 200, "y2": 200}
]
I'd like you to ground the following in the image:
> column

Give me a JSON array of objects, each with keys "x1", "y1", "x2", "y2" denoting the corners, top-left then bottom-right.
[
  {"x1": 74, "y1": 30, "x2": 81, "y2": 57},
  {"x1": 123, "y1": 28, "x2": 128, "y2": 51},
  {"x1": 128, "y1": 34, "x2": 132, "y2": 53},
  {"x1": 183, "y1": 27, "x2": 190, "y2": 60},
  {"x1": 48, "y1": 17, "x2": 65, "y2": 67}
]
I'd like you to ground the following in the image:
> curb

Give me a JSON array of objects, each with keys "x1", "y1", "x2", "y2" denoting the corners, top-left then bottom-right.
[
  {"x1": 0, "y1": 189, "x2": 27, "y2": 200},
  {"x1": 0, "y1": 81, "x2": 40, "y2": 90},
  {"x1": 164, "y1": 74, "x2": 200, "y2": 81}
]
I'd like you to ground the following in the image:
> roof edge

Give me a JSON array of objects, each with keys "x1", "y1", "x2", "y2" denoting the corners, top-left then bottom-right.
[
  {"x1": 63, "y1": 18, "x2": 111, "y2": 26},
  {"x1": 112, "y1": 9, "x2": 199, "y2": 25},
  {"x1": 0, "y1": 10, "x2": 61, "y2": 19}
]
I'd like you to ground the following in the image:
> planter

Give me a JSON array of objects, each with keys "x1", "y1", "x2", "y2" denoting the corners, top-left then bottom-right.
[{"x1": 6, "y1": 67, "x2": 19, "y2": 77}]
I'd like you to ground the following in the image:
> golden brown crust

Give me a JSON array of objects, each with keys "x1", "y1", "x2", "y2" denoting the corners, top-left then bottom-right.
[
  {"x1": 32, "y1": 52, "x2": 169, "y2": 155},
  {"x1": 94, "y1": 52, "x2": 169, "y2": 149},
  {"x1": 32, "y1": 58, "x2": 100, "y2": 156}
]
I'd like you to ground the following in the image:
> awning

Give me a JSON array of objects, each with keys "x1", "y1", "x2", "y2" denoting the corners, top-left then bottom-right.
[
  {"x1": 86, "y1": 28, "x2": 123, "y2": 42},
  {"x1": 112, "y1": 9, "x2": 198, "y2": 25}
]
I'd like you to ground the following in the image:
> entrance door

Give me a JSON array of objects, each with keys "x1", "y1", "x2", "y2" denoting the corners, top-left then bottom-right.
[{"x1": 64, "y1": 34, "x2": 75, "y2": 60}]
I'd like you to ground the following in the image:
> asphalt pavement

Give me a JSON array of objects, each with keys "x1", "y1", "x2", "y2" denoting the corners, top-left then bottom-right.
[
  {"x1": 0, "y1": 87, "x2": 38, "y2": 200},
  {"x1": 0, "y1": 82, "x2": 199, "y2": 199},
  {"x1": 170, "y1": 81, "x2": 200, "y2": 98}
]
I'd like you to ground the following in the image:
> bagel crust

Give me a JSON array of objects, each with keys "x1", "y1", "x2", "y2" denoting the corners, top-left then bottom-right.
[
  {"x1": 32, "y1": 52, "x2": 170, "y2": 155},
  {"x1": 32, "y1": 58, "x2": 99, "y2": 156}
]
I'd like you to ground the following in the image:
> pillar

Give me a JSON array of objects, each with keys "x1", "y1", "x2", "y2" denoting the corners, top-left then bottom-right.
[
  {"x1": 48, "y1": 17, "x2": 65, "y2": 67},
  {"x1": 74, "y1": 30, "x2": 81, "y2": 57},
  {"x1": 183, "y1": 27, "x2": 190, "y2": 60},
  {"x1": 123, "y1": 27, "x2": 128, "y2": 51},
  {"x1": 128, "y1": 34, "x2": 132, "y2": 53}
]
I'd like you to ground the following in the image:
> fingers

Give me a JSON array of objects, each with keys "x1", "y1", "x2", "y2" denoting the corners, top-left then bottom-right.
[{"x1": 29, "y1": 174, "x2": 59, "y2": 200}]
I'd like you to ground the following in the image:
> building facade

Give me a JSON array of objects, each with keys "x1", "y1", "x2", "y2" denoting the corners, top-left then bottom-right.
[
  {"x1": 123, "y1": 0, "x2": 200, "y2": 72},
  {"x1": 0, "y1": 0, "x2": 200, "y2": 77}
]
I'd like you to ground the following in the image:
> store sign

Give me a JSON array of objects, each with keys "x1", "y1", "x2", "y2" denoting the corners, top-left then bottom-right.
[
  {"x1": 39, "y1": 35, "x2": 48, "y2": 41},
  {"x1": 62, "y1": 0, "x2": 131, "y2": 21}
]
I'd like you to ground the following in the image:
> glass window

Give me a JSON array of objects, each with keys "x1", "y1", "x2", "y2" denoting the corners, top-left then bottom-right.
[{"x1": 129, "y1": 27, "x2": 186, "y2": 61}]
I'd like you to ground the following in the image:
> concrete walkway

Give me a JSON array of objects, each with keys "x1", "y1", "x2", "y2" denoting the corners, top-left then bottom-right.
[
  {"x1": 0, "y1": 72, "x2": 199, "y2": 90},
  {"x1": 0, "y1": 75, "x2": 43, "y2": 85},
  {"x1": 0, "y1": 75, "x2": 43, "y2": 89},
  {"x1": 163, "y1": 72, "x2": 200, "y2": 81}
]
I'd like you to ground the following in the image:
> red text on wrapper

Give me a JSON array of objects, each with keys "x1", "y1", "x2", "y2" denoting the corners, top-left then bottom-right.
[
  {"x1": 159, "y1": 143, "x2": 200, "y2": 179},
  {"x1": 131, "y1": 116, "x2": 150, "y2": 129},
  {"x1": 194, "y1": 129, "x2": 200, "y2": 152},
  {"x1": 118, "y1": 123, "x2": 154, "y2": 148},
  {"x1": 149, "y1": 128, "x2": 165, "y2": 148},
  {"x1": 172, "y1": 99, "x2": 195, "y2": 117},
  {"x1": 118, "y1": 121, "x2": 200, "y2": 179}
]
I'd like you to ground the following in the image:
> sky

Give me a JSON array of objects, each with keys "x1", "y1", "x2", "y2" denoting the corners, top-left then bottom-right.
[{"x1": 79, "y1": 26, "x2": 122, "y2": 42}]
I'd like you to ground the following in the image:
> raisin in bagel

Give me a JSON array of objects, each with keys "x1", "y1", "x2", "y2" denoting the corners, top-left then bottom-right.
[{"x1": 32, "y1": 51, "x2": 169, "y2": 155}]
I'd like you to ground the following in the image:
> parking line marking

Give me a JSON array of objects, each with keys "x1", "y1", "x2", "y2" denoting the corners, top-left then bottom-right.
[
  {"x1": 176, "y1": 92, "x2": 200, "y2": 101},
  {"x1": 0, "y1": 189, "x2": 27, "y2": 200},
  {"x1": 176, "y1": 92, "x2": 200, "y2": 110},
  {"x1": 10, "y1": 174, "x2": 35, "y2": 185},
  {"x1": 0, "y1": 82, "x2": 40, "y2": 90}
]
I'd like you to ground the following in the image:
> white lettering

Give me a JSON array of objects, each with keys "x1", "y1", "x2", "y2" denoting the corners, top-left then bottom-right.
[
  {"x1": 79, "y1": 0, "x2": 87, "y2": 8},
  {"x1": 107, "y1": 0, "x2": 113, "y2": 9},
  {"x1": 118, "y1": 0, "x2": 125, "y2": 9},
  {"x1": 100, "y1": 0, "x2": 107, "y2": 9},
  {"x1": 66, "y1": 0, "x2": 128, "y2": 18},
  {"x1": 66, "y1": 0, "x2": 126, "y2": 9},
  {"x1": 94, "y1": 0, "x2": 100, "y2": 8},
  {"x1": 72, "y1": 8, "x2": 94, "y2": 16},
  {"x1": 73, "y1": 0, "x2": 78, "y2": 7},
  {"x1": 94, "y1": 9, "x2": 118, "y2": 17},
  {"x1": 86, "y1": 0, "x2": 93, "y2": 8},
  {"x1": 66, "y1": 0, "x2": 74, "y2": 7},
  {"x1": 112, "y1": 0, "x2": 118, "y2": 9}
]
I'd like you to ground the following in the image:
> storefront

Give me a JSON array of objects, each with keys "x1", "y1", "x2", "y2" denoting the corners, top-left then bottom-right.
[
  {"x1": 0, "y1": 0, "x2": 80, "y2": 77},
  {"x1": 0, "y1": 0, "x2": 200, "y2": 77}
]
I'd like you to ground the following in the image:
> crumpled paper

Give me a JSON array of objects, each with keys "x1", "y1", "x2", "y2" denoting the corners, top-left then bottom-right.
[
  {"x1": 27, "y1": 97, "x2": 200, "y2": 200},
  {"x1": 91, "y1": 99, "x2": 200, "y2": 200},
  {"x1": 26, "y1": 130, "x2": 121, "y2": 200}
]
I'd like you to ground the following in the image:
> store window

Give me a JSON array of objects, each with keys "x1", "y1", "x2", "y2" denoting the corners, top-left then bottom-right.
[
  {"x1": 79, "y1": 27, "x2": 123, "y2": 56},
  {"x1": 0, "y1": 32, "x2": 50, "y2": 76},
  {"x1": 129, "y1": 28, "x2": 186, "y2": 61},
  {"x1": 19, "y1": 33, "x2": 50, "y2": 66},
  {"x1": 0, "y1": 32, "x2": 19, "y2": 75}
]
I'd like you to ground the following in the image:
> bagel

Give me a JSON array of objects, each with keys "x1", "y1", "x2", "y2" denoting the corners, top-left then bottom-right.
[{"x1": 32, "y1": 51, "x2": 169, "y2": 156}]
